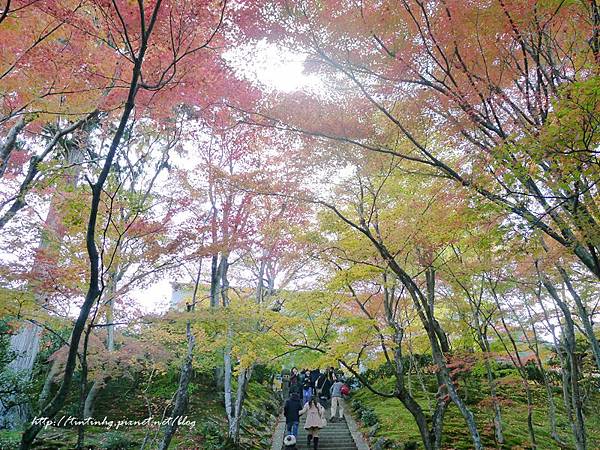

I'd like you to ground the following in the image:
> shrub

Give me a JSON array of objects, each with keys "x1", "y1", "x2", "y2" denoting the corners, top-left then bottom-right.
[
  {"x1": 361, "y1": 407, "x2": 378, "y2": 427},
  {"x1": 404, "y1": 441, "x2": 418, "y2": 450},
  {"x1": 252, "y1": 364, "x2": 277, "y2": 385},
  {"x1": 351, "y1": 398, "x2": 364, "y2": 413},
  {"x1": 198, "y1": 420, "x2": 225, "y2": 450},
  {"x1": 99, "y1": 431, "x2": 135, "y2": 449},
  {"x1": 0, "y1": 432, "x2": 20, "y2": 450}
]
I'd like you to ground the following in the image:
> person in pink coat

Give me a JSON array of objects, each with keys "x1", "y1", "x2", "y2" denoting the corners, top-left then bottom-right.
[{"x1": 299, "y1": 398, "x2": 327, "y2": 449}]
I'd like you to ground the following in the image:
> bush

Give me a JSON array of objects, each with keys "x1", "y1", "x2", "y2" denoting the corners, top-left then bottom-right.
[
  {"x1": 403, "y1": 441, "x2": 418, "y2": 450},
  {"x1": 198, "y1": 420, "x2": 225, "y2": 450},
  {"x1": 361, "y1": 407, "x2": 379, "y2": 427},
  {"x1": 252, "y1": 364, "x2": 277, "y2": 385},
  {"x1": 99, "y1": 431, "x2": 135, "y2": 449},
  {"x1": 0, "y1": 431, "x2": 20, "y2": 450},
  {"x1": 351, "y1": 398, "x2": 364, "y2": 413}
]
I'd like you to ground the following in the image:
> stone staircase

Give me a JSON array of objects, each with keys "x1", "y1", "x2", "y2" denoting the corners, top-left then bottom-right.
[{"x1": 283, "y1": 412, "x2": 358, "y2": 450}]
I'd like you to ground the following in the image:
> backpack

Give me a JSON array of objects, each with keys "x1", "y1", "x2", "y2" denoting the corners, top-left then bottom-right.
[{"x1": 340, "y1": 384, "x2": 350, "y2": 396}]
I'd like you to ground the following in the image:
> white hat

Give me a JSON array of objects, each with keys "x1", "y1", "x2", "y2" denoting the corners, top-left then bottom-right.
[{"x1": 283, "y1": 434, "x2": 297, "y2": 446}]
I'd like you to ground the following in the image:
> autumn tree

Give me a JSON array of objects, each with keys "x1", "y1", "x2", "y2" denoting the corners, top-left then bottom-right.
[
  {"x1": 262, "y1": 0, "x2": 600, "y2": 279},
  {"x1": 1, "y1": 0, "x2": 269, "y2": 447}
]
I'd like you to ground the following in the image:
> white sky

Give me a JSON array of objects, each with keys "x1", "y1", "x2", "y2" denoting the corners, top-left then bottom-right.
[
  {"x1": 228, "y1": 40, "x2": 323, "y2": 93},
  {"x1": 133, "y1": 43, "x2": 317, "y2": 313}
]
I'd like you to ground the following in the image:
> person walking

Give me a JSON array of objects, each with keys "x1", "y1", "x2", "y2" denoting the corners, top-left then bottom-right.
[
  {"x1": 330, "y1": 377, "x2": 345, "y2": 422},
  {"x1": 317, "y1": 369, "x2": 334, "y2": 409},
  {"x1": 283, "y1": 392, "x2": 303, "y2": 438},
  {"x1": 302, "y1": 369, "x2": 314, "y2": 405},
  {"x1": 299, "y1": 398, "x2": 327, "y2": 450},
  {"x1": 289, "y1": 367, "x2": 301, "y2": 395},
  {"x1": 310, "y1": 368, "x2": 321, "y2": 388}
]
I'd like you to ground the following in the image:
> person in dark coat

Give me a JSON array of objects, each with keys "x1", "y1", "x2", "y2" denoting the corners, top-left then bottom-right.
[
  {"x1": 302, "y1": 369, "x2": 314, "y2": 405},
  {"x1": 316, "y1": 369, "x2": 335, "y2": 408},
  {"x1": 310, "y1": 368, "x2": 321, "y2": 388},
  {"x1": 289, "y1": 367, "x2": 301, "y2": 395},
  {"x1": 283, "y1": 392, "x2": 303, "y2": 438}
]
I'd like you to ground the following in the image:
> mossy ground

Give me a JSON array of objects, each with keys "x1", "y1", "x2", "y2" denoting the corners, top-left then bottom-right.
[
  {"x1": 0, "y1": 375, "x2": 280, "y2": 449},
  {"x1": 351, "y1": 375, "x2": 600, "y2": 449}
]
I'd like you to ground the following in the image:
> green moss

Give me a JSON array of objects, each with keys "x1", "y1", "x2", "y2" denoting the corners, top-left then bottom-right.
[
  {"x1": 11, "y1": 371, "x2": 279, "y2": 450},
  {"x1": 351, "y1": 375, "x2": 600, "y2": 450},
  {"x1": 0, "y1": 431, "x2": 21, "y2": 450}
]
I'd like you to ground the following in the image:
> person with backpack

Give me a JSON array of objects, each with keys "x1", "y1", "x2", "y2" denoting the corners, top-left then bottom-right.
[
  {"x1": 329, "y1": 377, "x2": 346, "y2": 422},
  {"x1": 299, "y1": 398, "x2": 326, "y2": 449},
  {"x1": 283, "y1": 392, "x2": 303, "y2": 438},
  {"x1": 302, "y1": 369, "x2": 314, "y2": 405}
]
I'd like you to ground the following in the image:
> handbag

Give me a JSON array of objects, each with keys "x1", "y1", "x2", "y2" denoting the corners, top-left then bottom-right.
[{"x1": 318, "y1": 406, "x2": 327, "y2": 428}]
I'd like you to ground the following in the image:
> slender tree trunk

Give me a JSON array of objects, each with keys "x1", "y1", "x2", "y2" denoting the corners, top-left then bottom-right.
[
  {"x1": 524, "y1": 300, "x2": 563, "y2": 445},
  {"x1": 159, "y1": 260, "x2": 201, "y2": 450},
  {"x1": 219, "y1": 253, "x2": 230, "y2": 307},
  {"x1": 76, "y1": 327, "x2": 92, "y2": 449},
  {"x1": 158, "y1": 320, "x2": 195, "y2": 450},
  {"x1": 19, "y1": 16, "x2": 156, "y2": 444},
  {"x1": 473, "y1": 308, "x2": 505, "y2": 446},
  {"x1": 424, "y1": 269, "x2": 482, "y2": 450},
  {"x1": 540, "y1": 275, "x2": 587, "y2": 450},
  {"x1": 210, "y1": 254, "x2": 220, "y2": 308},
  {"x1": 1, "y1": 126, "x2": 86, "y2": 428},
  {"x1": 383, "y1": 283, "x2": 445, "y2": 450},
  {"x1": 83, "y1": 269, "x2": 118, "y2": 418},
  {"x1": 556, "y1": 265, "x2": 600, "y2": 373},
  {"x1": 232, "y1": 368, "x2": 252, "y2": 441},
  {"x1": 0, "y1": 116, "x2": 25, "y2": 178}
]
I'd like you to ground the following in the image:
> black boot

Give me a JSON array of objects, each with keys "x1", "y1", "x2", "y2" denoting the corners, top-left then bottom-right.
[
  {"x1": 307, "y1": 434, "x2": 312, "y2": 445},
  {"x1": 313, "y1": 437, "x2": 319, "y2": 450}
]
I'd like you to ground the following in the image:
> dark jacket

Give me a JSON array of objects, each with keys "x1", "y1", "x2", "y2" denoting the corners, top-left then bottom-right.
[
  {"x1": 310, "y1": 369, "x2": 321, "y2": 385},
  {"x1": 284, "y1": 395, "x2": 303, "y2": 423},
  {"x1": 302, "y1": 376, "x2": 314, "y2": 391},
  {"x1": 321, "y1": 377, "x2": 333, "y2": 398},
  {"x1": 315, "y1": 374, "x2": 326, "y2": 390}
]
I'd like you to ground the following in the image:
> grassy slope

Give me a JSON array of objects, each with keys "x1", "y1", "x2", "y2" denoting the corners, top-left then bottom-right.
[
  {"x1": 351, "y1": 375, "x2": 600, "y2": 450},
  {"x1": 0, "y1": 376, "x2": 280, "y2": 449}
]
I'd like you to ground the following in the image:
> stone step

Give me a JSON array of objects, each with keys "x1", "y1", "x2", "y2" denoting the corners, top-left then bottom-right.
[
  {"x1": 296, "y1": 434, "x2": 354, "y2": 440},
  {"x1": 283, "y1": 442, "x2": 357, "y2": 448},
  {"x1": 281, "y1": 409, "x2": 359, "y2": 450},
  {"x1": 294, "y1": 443, "x2": 357, "y2": 449},
  {"x1": 298, "y1": 432, "x2": 353, "y2": 437},
  {"x1": 297, "y1": 431, "x2": 353, "y2": 436},
  {"x1": 298, "y1": 428, "x2": 350, "y2": 434}
]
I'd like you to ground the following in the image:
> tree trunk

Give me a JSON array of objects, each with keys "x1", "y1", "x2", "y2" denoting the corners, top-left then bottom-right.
[
  {"x1": 557, "y1": 265, "x2": 600, "y2": 373},
  {"x1": 158, "y1": 320, "x2": 195, "y2": 450},
  {"x1": 159, "y1": 260, "x2": 201, "y2": 449},
  {"x1": 0, "y1": 116, "x2": 25, "y2": 178},
  {"x1": 19, "y1": 18, "x2": 153, "y2": 445},
  {"x1": 210, "y1": 254, "x2": 221, "y2": 308},
  {"x1": 540, "y1": 275, "x2": 587, "y2": 450},
  {"x1": 219, "y1": 253, "x2": 230, "y2": 307},
  {"x1": 83, "y1": 270, "x2": 118, "y2": 418},
  {"x1": 227, "y1": 367, "x2": 252, "y2": 443},
  {"x1": 525, "y1": 300, "x2": 564, "y2": 445},
  {"x1": 473, "y1": 307, "x2": 504, "y2": 446},
  {"x1": 1, "y1": 127, "x2": 86, "y2": 428},
  {"x1": 489, "y1": 298, "x2": 537, "y2": 449},
  {"x1": 0, "y1": 323, "x2": 41, "y2": 429},
  {"x1": 76, "y1": 328, "x2": 92, "y2": 449}
]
